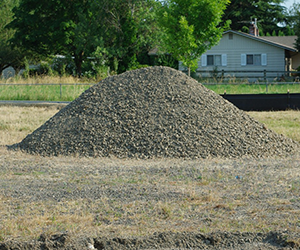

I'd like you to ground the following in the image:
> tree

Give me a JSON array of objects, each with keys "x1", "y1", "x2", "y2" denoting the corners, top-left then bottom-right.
[
  {"x1": 100, "y1": 0, "x2": 161, "y2": 73},
  {"x1": 289, "y1": 3, "x2": 300, "y2": 50},
  {"x1": 8, "y1": 0, "x2": 160, "y2": 76},
  {"x1": 221, "y1": 0, "x2": 289, "y2": 36},
  {"x1": 8, "y1": 0, "x2": 105, "y2": 76},
  {"x1": 158, "y1": 0, "x2": 229, "y2": 76},
  {"x1": 0, "y1": 0, "x2": 25, "y2": 77}
]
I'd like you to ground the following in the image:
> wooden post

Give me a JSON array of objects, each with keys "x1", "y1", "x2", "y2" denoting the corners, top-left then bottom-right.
[
  {"x1": 264, "y1": 70, "x2": 268, "y2": 93},
  {"x1": 60, "y1": 83, "x2": 62, "y2": 99}
]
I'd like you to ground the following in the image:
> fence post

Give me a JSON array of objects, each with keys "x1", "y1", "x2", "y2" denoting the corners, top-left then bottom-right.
[
  {"x1": 60, "y1": 83, "x2": 62, "y2": 99},
  {"x1": 287, "y1": 89, "x2": 290, "y2": 109},
  {"x1": 264, "y1": 70, "x2": 268, "y2": 93}
]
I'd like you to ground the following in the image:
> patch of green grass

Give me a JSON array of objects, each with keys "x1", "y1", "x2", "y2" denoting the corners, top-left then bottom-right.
[
  {"x1": 0, "y1": 122, "x2": 9, "y2": 130},
  {"x1": 0, "y1": 84, "x2": 93, "y2": 101},
  {"x1": 205, "y1": 83, "x2": 300, "y2": 94}
]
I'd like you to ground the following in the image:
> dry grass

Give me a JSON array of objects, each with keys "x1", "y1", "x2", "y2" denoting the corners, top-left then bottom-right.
[
  {"x1": 1, "y1": 75, "x2": 96, "y2": 84},
  {"x1": 0, "y1": 106, "x2": 59, "y2": 145},
  {"x1": 248, "y1": 110, "x2": 300, "y2": 142},
  {"x1": 1, "y1": 147, "x2": 300, "y2": 241},
  {"x1": 1, "y1": 106, "x2": 300, "y2": 242}
]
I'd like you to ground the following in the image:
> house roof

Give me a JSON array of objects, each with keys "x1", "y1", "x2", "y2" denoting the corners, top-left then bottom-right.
[
  {"x1": 224, "y1": 30, "x2": 298, "y2": 52},
  {"x1": 148, "y1": 47, "x2": 159, "y2": 56},
  {"x1": 260, "y1": 36, "x2": 297, "y2": 49},
  {"x1": 148, "y1": 31, "x2": 298, "y2": 56}
]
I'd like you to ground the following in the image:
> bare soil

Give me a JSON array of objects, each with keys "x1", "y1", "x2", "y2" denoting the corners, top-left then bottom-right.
[{"x1": 1, "y1": 147, "x2": 300, "y2": 249}]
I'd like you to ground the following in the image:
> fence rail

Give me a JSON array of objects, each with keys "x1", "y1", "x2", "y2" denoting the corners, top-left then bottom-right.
[{"x1": 193, "y1": 70, "x2": 300, "y2": 81}]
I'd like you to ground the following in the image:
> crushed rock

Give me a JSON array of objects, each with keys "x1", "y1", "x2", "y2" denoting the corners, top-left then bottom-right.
[{"x1": 8, "y1": 66, "x2": 299, "y2": 158}]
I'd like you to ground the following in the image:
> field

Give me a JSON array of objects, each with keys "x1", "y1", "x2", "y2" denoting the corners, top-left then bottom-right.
[{"x1": 0, "y1": 106, "x2": 300, "y2": 249}]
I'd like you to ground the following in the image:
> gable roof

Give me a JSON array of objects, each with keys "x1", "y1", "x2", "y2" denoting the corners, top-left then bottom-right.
[
  {"x1": 260, "y1": 36, "x2": 297, "y2": 49},
  {"x1": 224, "y1": 30, "x2": 298, "y2": 52}
]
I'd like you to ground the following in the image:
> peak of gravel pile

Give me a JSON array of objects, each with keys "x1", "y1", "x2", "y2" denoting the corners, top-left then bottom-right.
[{"x1": 9, "y1": 66, "x2": 299, "y2": 158}]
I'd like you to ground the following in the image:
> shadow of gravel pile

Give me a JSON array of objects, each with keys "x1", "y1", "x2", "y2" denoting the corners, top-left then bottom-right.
[
  {"x1": 8, "y1": 66, "x2": 299, "y2": 158},
  {"x1": 1, "y1": 231, "x2": 299, "y2": 249}
]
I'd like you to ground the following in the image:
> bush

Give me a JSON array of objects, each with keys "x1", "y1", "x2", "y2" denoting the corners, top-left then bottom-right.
[{"x1": 52, "y1": 56, "x2": 75, "y2": 76}]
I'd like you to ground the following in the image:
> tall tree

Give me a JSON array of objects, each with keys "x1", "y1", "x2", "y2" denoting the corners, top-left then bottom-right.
[
  {"x1": 100, "y1": 0, "x2": 161, "y2": 73},
  {"x1": 221, "y1": 0, "x2": 288, "y2": 35},
  {"x1": 0, "y1": 0, "x2": 25, "y2": 77},
  {"x1": 158, "y1": 0, "x2": 229, "y2": 76},
  {"x1": 289, "y1": 3, "x2": 300, "y2": 50},
  {"x1": 9, "y1": 0, "x2": 160, "y2": 75},
  {"x1": 8, "y1": 0, "x2": 105, "y2": 76}
]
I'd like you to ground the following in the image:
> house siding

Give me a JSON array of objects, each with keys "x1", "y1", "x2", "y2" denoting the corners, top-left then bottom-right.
[{"x1": 179, "y1": 32, "x2": 289, "y2": 80}]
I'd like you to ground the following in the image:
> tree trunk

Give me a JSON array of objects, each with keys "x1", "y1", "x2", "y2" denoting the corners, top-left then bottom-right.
[
  {"x1": 188, "y1": 67, "x2": 191, "y2": 77},
  {"x1": 74, "y1": 51, "x2": 84, "y2": 77}
]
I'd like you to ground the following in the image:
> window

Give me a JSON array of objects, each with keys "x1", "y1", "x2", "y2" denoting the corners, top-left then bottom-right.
[
  {"x1": 207, "y1": 55, "x2": 222, "y2": 66},
  {"x1": 246, "y1": 54, "x2": 261, "y2": 65},
  {"x1": 241, "y1": 53, "x2": 267, "y2": 66},
  {"x1": 201, "y1": 54, "x2": 227, "y2": 67}
]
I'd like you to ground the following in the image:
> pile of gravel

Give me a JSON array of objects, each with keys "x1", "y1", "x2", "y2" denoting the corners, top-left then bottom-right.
[{"x1": 8, "y1": 66, "x2": 299, "y2": 158}]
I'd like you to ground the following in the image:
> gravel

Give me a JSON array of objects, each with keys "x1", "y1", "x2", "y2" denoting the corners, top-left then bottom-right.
[{"x1": 8, "y1": 66, "x2": 299, "y2": 158}]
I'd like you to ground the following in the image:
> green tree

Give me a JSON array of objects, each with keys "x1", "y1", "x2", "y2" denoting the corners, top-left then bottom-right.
[
  {"x1": 289, "y1": 3, "x2": 300, "y2": 50},
  {"x1": 8, "y1": 0, "x2": 105, "y2": 76},
  {"x1": 9, "y1": 0, "x2": 160, "y2": 76},
  {"x1": 159, "y1": 0, "x2": 229, "y2": 76},
  {"x1": 222, "y1": 0, "x2": 288, "y2": 36},
  {"x1": 0, "y1": 0, "x2": 25, "y2": 77},
  {"x1": 100, "y1": 0, "x2": 161, "y2": 73}
]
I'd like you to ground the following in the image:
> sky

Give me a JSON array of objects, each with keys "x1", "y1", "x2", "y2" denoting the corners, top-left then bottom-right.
[{"x1": 283, "y1": 0, "x2": 297, "y2": 9}]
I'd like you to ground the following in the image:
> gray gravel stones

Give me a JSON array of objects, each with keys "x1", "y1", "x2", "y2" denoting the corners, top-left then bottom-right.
[{"x1": 8, "y1": 66, "x2": 299, "y2": 158}]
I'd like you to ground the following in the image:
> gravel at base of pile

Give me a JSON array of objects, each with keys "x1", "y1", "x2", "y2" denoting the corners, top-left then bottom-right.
[{"x1": 8, "y1": 66, "x2": 299, "y2": 158}]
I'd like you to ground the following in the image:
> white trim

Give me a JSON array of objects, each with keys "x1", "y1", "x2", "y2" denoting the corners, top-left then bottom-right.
[
  {"x1": 241, "y1": 54, "x2": 246, "y2": 66},
  {"x1": 261, "y1": 53, "x2": 267, "y2": 66},
  {"x1": 222, "y1": 54, "x2": 227, "y2": 66},
  {"x1": 201, "y1": 54, "x2": 207, "y2": 67}
]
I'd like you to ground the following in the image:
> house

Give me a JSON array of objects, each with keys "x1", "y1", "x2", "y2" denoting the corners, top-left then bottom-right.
[
  {"x1": 259, "y1": 35, "x2": 300, "y2": 70},
  {"x1": 179, "y1": 25, "x2": 299, "y2": 80}
]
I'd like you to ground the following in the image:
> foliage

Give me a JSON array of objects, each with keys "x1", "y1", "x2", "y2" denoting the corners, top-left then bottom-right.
[
  {"x1": 8, "y1": 0, "x2": 106, "y2": 76},
  {"x1": 290, "y1": 3, "x2": 300, "y2": 50},
  {"x1": 221, "y1": 0, "x2": 289, "y2": 36},
  {"x1": 100, "y1": 0, "x2": 161, "y2": 74},
  {"x1": 8, "y1": 0, "x2": 160, "y2": 76},
  {"x1": 158, "y1": 0, "x2": 230, "y2": 76},
  {"x1": 154, "y1": 54, "x2": 178, "y2": 69},
  {"x1": 0, "y1": 0, "x2": 25, "y2": 76}
]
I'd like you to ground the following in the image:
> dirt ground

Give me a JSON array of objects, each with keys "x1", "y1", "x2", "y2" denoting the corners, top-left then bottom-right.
[{"x1": 1, "y1": 146, "x2": 300, "y2": 249}]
